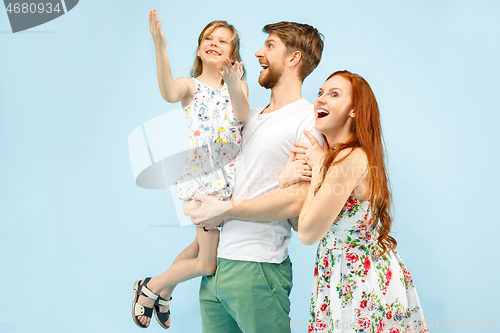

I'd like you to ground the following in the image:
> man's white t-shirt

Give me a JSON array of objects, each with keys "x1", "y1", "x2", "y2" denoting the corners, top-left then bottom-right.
[{"x1": 217, "y1": 98, "x2": 325, "y2": 263}]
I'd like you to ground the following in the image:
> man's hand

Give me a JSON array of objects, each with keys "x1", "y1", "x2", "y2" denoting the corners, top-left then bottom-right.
[{"x1": 184, "y1": 193, "x2": 233, "y2": 230}]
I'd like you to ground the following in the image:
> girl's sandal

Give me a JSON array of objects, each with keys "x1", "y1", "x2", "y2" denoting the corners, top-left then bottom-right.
[
  {"x1": 154, "y1": 296, "x2": 172, "y2": 329},
  {"x1": 132, "y1": 277, "x2": 162, "y2": 328}
]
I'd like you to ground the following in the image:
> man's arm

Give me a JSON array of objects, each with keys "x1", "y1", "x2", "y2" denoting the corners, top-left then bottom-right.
[
  {"x1": 230, "y1": 181, "x2": 309, "y2": 221},
  {"x1": 186, "y1": 126, "x2": 322, "y2": 229},
  {"x1": 185, "y1": 182, "x2": 310, "y2": 229}
]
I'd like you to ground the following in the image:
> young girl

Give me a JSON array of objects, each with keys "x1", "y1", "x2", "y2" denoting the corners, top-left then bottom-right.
[{"x1": 132, "y1": 10, "x2": 248, "y2": 329}]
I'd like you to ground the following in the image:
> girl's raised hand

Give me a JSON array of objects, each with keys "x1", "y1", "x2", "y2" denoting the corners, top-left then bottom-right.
[
  {"x1": 279, "y1": 152, "x2": 313, "y2": 189},
  {"x1": 149, "y1": 9, "x2": 166, "y2": 48},
  {"x1": 218, "y1": 58, "x2": 244, "y2": 86}
]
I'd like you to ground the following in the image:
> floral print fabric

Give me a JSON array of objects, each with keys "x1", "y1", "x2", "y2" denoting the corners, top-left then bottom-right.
[
  {"x1": 175, "y1": 78, "x2": 242, "y2": 200},
  {"x1": 309, "y1": 197, "x2": 428, "y2": 333}
]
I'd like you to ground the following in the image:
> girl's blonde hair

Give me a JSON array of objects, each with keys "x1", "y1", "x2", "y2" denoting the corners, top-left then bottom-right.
[{"x1": 190, "y1": 20, "x2": 245, "y2": 79}]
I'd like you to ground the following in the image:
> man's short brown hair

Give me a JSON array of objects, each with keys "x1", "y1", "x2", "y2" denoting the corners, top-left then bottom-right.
[{"x1": 263, "y1": 22, "x2": 324, "y2": 81}]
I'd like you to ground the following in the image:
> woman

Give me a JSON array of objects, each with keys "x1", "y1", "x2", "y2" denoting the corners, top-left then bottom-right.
[{"x1": 288, "y1": 71, "x2": 428, "y2": 332}]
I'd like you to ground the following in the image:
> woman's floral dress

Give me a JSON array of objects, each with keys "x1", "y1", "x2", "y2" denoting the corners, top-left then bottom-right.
[
  {"x1": 309, "y1": 197, "x2": 429, "y2": 333},
  {"x1": 175, "y1": 78, "x2": 242, "y2": 200}
]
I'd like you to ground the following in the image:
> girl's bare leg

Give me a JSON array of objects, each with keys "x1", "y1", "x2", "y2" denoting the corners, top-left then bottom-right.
[
  {"x1": 153, "y1": 238, "x2": 200, "y2": 328},
  {"x1": 148, "y1": 227, "x2": 219, "y2": 290},
  {"x1": 158, "y1": 238, "x2": 199, "y2": 300},
  {"x1": 135, "y1": 235, "x2": 201, "y2": 327},
  {"x1": 135, "y1": 199, "x2": 219, "y2": 327},
  {"x1": 136, "y1": 228, "x2": 219, "y2": 327}
]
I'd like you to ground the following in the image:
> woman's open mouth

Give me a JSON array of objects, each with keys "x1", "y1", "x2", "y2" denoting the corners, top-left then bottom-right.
[{"x1": 317, "y1": 108, "x2": 330, "y2": 118}]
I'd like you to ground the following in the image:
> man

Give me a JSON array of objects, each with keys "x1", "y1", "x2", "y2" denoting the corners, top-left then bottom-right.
[{"x1": 186, "y1": 22, "x2": 324, "y2": 333}]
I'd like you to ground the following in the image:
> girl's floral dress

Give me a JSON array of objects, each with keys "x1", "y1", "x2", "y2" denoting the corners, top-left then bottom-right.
[
  {"x1": 309, "y1": 197, "x2": 429, "y2": 333},
  {"x1": 175, "y1": 78, "x2": 242, "y2": 200}
]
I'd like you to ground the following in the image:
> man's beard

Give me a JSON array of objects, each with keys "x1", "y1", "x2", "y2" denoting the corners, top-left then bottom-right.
[{"x1": 258, "y1": 62, "x2": 284, "y2": 89}]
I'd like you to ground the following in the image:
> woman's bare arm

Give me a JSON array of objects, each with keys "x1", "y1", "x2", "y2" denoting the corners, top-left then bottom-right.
[{"x1": 298, "y1": 149, "x2": 368, "y2": 245}]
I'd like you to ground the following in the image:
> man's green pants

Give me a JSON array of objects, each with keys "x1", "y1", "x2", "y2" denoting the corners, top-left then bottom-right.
[{"x1": 199, "y1": 257, "x2": 293, "y2": 333}]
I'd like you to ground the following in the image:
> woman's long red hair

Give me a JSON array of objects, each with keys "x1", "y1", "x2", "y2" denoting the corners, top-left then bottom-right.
[{"x1": 314, "y1": 70, "x2": 397, "y2": 255}]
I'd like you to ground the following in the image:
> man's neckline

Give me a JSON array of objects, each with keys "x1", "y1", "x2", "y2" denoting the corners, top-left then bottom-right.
[{"x1": 259, "y1": 98, "x2": 306, "y2": 115}]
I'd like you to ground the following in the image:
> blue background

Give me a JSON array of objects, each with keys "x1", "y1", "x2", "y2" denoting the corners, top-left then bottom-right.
[{"x1": 1, "y1": 1, "x2": 499, "y2": 332}]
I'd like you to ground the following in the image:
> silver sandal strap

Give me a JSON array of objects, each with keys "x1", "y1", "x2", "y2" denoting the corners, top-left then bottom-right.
[{"x1": 140, "y1": 284, "x2": 159, "y2": 301}]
